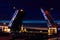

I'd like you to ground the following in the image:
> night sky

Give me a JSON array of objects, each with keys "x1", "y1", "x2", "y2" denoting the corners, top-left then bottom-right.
[{"x1": 0, "y1": 0, "x2": 60, "y2": 20}]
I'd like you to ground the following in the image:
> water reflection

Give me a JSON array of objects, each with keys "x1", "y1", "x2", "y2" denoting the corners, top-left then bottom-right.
[{"x1": 48, "y1": 37, "x2": 57, "y2": 40}]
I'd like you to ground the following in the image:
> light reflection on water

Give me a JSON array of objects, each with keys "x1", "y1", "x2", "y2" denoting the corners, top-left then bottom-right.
[{"x1": 48, "y1": 37, "x2": 57, "y2": 40}]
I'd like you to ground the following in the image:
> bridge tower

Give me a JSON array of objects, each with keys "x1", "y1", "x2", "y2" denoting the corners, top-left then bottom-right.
[
  {"x1": 8, "y1": 9, "x2": 26, "y2": 32},
  {"x1": 41, "y1": 8, "x2": 57, "y2": 35}
]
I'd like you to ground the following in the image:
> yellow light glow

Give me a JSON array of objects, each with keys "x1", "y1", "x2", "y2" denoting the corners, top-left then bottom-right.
[
  {"x1": 48, "y1": 27, "x2": 57, "y2": 35},
  {"x1": 24, "y1": 28, "x2": 27, "y2": 32},
  {"x1": 7, "y1": 29, "x2": 10, "y2": 32},
  {"x1": 4, "y1": 28, "x2": 10, "y2": 32},
  {"x1": 4, "y1": 29, "x2": 7, "y2": 32}
]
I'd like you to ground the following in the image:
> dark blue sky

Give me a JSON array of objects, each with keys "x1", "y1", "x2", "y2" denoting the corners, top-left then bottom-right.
[{"x1": 0, "y1": 0, "x2": 60, "y2": 20}]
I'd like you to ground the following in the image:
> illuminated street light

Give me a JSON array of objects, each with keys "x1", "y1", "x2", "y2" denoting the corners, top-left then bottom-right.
[
  {"x1": 13, "y1": 6, "x2": 16, "y2": 9},
  {"x1": 40, "y1": 31, "x2": 42, "y2": 33},
  {"x1": 50, "y1": 8, "x2": 53, "y2": 10},
  {"x1": 3, "y1": 22, "x2": 6, "y2": 25},
  {"x1": 4, "y1": 28, "x2": 10, "y2": 32},
  {"x1": 20, "y1": 9, "x2": 23, "y2": 11}
]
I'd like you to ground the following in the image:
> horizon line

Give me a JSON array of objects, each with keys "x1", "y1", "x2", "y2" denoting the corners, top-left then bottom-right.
[{"x1": 0, "y1": 20, "x2": 60, "y2": 23}]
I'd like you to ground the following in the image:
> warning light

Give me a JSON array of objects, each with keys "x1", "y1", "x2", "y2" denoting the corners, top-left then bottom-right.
[{"x1": 45, "y1": 10, "x2": 49, "y2": 14}]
